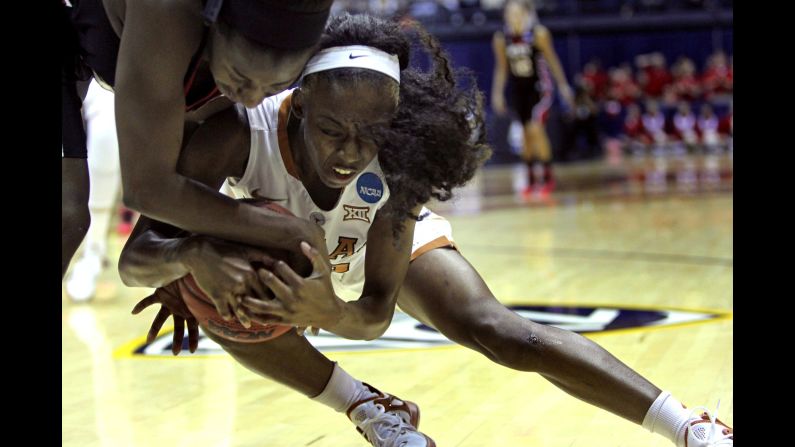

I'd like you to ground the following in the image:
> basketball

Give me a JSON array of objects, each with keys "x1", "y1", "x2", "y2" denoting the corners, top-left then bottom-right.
[{"x1": 178, "y1": 200, "x2": 296, "y2": 343}]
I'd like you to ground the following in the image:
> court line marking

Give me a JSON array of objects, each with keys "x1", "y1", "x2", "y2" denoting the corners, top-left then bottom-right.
[{"x1": 113, "y1": 303, "x2": 732, "y2": 359}]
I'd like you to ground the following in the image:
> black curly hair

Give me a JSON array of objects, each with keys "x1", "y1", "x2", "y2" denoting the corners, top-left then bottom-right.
[{"x1": 302, "y1": 13, "x2": 492, "y2": 237}]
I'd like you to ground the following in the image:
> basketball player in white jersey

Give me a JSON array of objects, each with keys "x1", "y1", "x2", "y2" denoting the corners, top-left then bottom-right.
[
  {"x1": 119, "y1": 13, "x2": 490, "y2": 447},
  {"x1": 121, "y1": 14, "x2": 732, "y2": 447}
]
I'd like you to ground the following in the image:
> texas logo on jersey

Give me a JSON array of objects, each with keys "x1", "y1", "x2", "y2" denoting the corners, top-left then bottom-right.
[{"x1": 118, "y1": 304, "x2": 731, "y2": 358}]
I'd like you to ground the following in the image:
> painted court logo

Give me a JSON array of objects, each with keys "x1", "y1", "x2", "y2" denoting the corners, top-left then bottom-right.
[
  {"x1": 356, "y1": 173, "x2": 383, "y2": 204},
  {"x1": 121, "y1": 304, "x2": 730, "y2": 358}
]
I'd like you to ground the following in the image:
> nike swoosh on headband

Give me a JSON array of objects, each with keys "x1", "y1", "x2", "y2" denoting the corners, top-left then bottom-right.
[{"x1": 349, "y1": 54, "x2": 368, "y2": 59}]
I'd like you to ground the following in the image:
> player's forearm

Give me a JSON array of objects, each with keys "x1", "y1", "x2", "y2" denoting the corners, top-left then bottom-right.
[
  {"x1": 119, "y1": 229, "x2": 192, "y2": 288},
  {"x1": 323, "y1": 295, "x2": 394, "y2": 341},
  {"x1": 322, "y1": 212, "x2": 415, "y2": 340},
  {"x1": 123, "y1": 173, "x2": 319, "y2": 253},
  {"x1": 492, "y1": 69, "x2": 507, "y2": 97}
]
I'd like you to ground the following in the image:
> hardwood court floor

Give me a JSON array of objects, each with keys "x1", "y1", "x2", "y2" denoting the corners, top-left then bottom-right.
[{"x1": 62, "y1": 161, "x2": 733, "y2": 447}]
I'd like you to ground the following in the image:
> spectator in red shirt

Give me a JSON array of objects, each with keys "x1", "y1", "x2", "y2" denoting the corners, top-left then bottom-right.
[
  {"x1": 718, "y1": 100, "x2": 733, "y2": 138},
  {"x1": 624, "y1": 103, "x2": 649, "y2": 147},
  {"x1": 702, "y1": 51, "x2": 733, "y2": 100},
  {"x1": 608, "y1": 66, "x2": 641, "y2": 106},
  {"x1": 636, "y1": 52, "x2": 673, "y2": 99},
  {"x1": 671, "y1": 57, "x2": 702, "y2": 101},
  {"x1": 581, "y1": 58, "x2": 609, "y2": 100}
]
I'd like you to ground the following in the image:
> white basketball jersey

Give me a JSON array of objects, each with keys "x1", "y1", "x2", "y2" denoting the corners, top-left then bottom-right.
[{"x1": 222, "y1": 89, "x2": 392, "y2": 298}]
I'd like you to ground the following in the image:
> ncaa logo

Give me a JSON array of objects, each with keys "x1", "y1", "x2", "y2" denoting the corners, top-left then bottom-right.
[{"x1": 356, "y1": 173, "x2": 383, "y2": 204}]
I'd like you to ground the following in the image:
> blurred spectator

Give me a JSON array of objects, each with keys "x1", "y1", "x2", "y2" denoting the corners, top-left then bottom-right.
[
  {"x1": 636, "y1": 52, "x2": 673, "y2": 99},
  {"x1": 721, "y1": 100, "x2": 733, "y2": 153},
  {"x1": 600, "y1": 98, "x2": 625, "y2": 164},
  {"x1": 701, "y1": 50, "x2": 733, "y2": 100},
  {"x1": 368, "y1": 0, "x2": 400, "y2": 16},
  {"x1": 696, "y1": 103, "x2": 722, "y2": 149},
  {"x1": 570, "y1": 47, "x2": 732, "y2": 163},
  {"x1": 624, "y1": 103, "x2": 647, "y2": 144},
  {"x1": 641, "y1": 99, "x2": 667, "y2": 146},
  {"x1": 671, "y1": 56, "x2": 702, "y2": 101},
  {"x1": 672, "y1": 101, "x2": 699, "y2": 148},
  {"x1": 718, "y1": 100, "x2": 732, "y2": 137},
  {"x1": 581, "y1": 58, "x2": 609, "y2": 100},
  {"x1": 660, "y1": 84, "x2": 680, "y2": 109},
  {"x1": 607, "y1": 65, "x2": 641, "y2": 106}
]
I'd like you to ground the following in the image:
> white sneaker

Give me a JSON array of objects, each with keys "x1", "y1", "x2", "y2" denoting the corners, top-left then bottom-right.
[
  {"x1": 65, "y1": 252, "x2": 102, "y2": 302},
  {"x1": 676, "y1": 402, "x2": 733, "y2": 446},
  {"x1": 347, "y1": 384, "x2": 436, "y2": 447}
]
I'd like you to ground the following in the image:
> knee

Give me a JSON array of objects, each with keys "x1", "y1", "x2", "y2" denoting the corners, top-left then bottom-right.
[
  {"x1": 524, "y1": 126, "x2": 544, "y2": 144},
  {"x1": 62, "y1": 194, "x2": 91, "y2": 238},
  {"x1": 465, "y1": 315, "x2": 548, "y2": 372}
]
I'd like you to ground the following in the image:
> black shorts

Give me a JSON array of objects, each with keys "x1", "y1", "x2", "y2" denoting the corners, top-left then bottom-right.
[
  {"x1": 62, "y1": 3, "x2": 87, "y2": 159},
  {"x1": 62, "y1": 0, "x2": 120, "y2": 159},
  {"x1": 508, "y1": 75, "x2": 552, "y2": 124},
  {"x1": 68, "y1": 0, "x2": 120, "y2": 87}
]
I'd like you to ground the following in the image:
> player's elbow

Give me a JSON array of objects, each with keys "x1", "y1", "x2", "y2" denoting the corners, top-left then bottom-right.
[
  {"x1": 117, "y1": 259, "x2": 135, "y2": 287},
  {"x1": 122, "y1": 173, "x2": 177, "y2": 217},
  {"x1": 117, "y1": 251, "x2": 138, "y2": 287},
  {"x1": 361, "y1": 307, "x2": 394, "y2": 341},
  {"x1": 117, "y1": 244, "x2": 148, "y2": 287}
]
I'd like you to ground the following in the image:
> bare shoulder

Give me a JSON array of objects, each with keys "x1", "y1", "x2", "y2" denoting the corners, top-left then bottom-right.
[
  {"x1": 103, "y1": 0, "x2": 201, "y2": 30},
  {"x1": 534, "y1": 24, "x2": 551, "y2": 41},
  {"x1": 178, "y1": 104, "x2": 251, "y2": 186},
  {"x1": 114, "y1": 0, "x2": 205, "y2": 98},
  {"x1": 492, "y1": 31, "x2": 506, "y2": 54},
  {"x1": 116, "y1": 0, "x2": 203, "y2": 39}
]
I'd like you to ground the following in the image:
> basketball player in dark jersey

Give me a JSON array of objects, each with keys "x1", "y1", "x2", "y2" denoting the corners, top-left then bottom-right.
[
  {"x1": 62, "y1": 1, "x2": 333, "y2": 326},
  {"x1": 491, "y1": 0, "x2": 573, "y2": 197}
]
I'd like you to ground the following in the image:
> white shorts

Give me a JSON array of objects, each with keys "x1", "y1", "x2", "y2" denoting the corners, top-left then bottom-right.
[{"x1": 331, "y1": 207, "x2": 456, "y2": 300}]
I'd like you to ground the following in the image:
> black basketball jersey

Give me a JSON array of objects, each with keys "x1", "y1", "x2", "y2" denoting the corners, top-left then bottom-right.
[{"x1": 504, "y1": 26, "x2": 541, "y2": 80}]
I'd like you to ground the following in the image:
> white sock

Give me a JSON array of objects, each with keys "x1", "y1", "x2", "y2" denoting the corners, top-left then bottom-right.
[
  {"x1": 311, "y1": 363, "x2": 378, "y2": 413},
  {"x1": 642, "y1": 391, "x2": 695, "y2": 445}
]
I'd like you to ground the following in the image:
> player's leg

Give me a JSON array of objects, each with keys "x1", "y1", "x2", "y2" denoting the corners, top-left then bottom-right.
[
  {"x1": 67, "y1": 80, "x2": 121, "y2": 300},
  {"x1": 63, "y1": 158, "x2": 91, "y2": 278},
  {"x1": 526, "y1": 91, "x2": 555, "y2": 193},
  {"x1": 202, "y1": 329, "x2": 436, "y2": 446},
  {"x1": 62, "y1": 77, "x2": 91, "y2": 278},
  {"x1": 397, "y1": 247, "x2": 732, "y2": 446}
]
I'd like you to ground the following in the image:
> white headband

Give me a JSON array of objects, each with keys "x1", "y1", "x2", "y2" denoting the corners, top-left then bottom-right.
[{"x1": 300, "y1": 45, "x2": 401, "y2": 83}]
